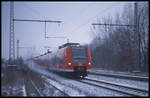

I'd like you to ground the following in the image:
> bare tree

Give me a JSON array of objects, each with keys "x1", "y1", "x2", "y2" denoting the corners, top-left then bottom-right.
[{"x1": 89, "y1": 2, "x2": 148, "y2": 72}]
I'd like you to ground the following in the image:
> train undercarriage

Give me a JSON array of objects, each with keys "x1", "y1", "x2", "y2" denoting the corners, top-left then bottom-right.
[
  {"x1": 49, "y1": 66, "x2": 87, "y2": 79},
  {"x1": 73, "y1": 66, "x2": 87, "y2": 78}
]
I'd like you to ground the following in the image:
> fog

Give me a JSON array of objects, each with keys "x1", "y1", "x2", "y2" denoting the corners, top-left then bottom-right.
[{"x1": 2, "y1": 1, "x2": 126, "y2": 59}]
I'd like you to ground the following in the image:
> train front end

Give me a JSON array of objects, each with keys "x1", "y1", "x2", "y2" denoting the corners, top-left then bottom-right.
[{"x1": 65, "y1": 45, "x2": 92, "y2": 77}]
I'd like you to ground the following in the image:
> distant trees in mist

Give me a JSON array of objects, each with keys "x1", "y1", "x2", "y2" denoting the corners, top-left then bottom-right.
[{"x1": 90, "y1": 2, "x2": 148, "y2": 72}]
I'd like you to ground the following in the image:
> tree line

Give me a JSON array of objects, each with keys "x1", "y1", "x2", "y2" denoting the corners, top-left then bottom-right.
[{"x1": 89, "y1": 2, "x2": 148, "y2": 72}]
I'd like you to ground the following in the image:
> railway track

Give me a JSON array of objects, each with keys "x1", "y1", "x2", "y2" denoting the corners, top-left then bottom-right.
[
  {"x1": 88, "y1": 72, "x2": 148, "y2": 82},
  {"x1": 26, "y1": 73, "x2": 43, "y2": 96},
  {"x1": 42, "y1": 69, "x2": 148, "y2": 96},
  {"x1": 78, "y1": 77, "x2": 148, "y2": 96},
  {"x1": 4, "y1": 78, "x2": 41, "y2": 96},
  {"x1": 42, "y1": 75, "x2": 70, "y2": 96},
  {"x1": 29, "y1": 79, "x2": 43, "y2": 96},
  {"x1": 26, "y1": 65, "x2": 148, "y2": 96}
]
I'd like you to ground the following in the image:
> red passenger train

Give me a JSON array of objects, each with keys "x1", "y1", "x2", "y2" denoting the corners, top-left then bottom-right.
[{"x1": 33, "y1": 43, "x2": 92, "y2": 77}]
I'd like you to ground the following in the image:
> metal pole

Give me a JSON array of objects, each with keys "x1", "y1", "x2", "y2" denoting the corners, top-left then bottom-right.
[
  {"x1": 134, "y1": 2, "x2": 140, "y2": 71},
  {"x1": 137, "y1": 3, "x2": 141, "y2": 70},
  {"x1": 17, "y1": 40, "x2": 19, "y2": 59},
  {"x1": 9, "y1": 1, "x2": 15, "y2": 64},
  {"x1": 45, "y1": 21, "x2": 46, "y2": 38}
]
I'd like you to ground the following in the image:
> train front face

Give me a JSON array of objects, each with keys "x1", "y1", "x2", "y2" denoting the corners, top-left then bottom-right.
[{"x1": 66, "y1": 45, "x2": 92, "y2": 77}]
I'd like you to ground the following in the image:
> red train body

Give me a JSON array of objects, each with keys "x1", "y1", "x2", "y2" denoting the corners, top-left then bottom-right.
[{"x1": 33, "y1": 43, "x2": 92, "y2": 77}]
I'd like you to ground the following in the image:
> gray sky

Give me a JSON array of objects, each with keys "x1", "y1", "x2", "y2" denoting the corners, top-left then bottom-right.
[{"x1": 2, "y1": 1, "x2": 131, "y2": 59}]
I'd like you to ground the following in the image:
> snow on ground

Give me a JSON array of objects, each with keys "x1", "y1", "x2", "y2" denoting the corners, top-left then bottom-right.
[
  {"x1": 22, "y1": 85, "x2": 27, "y2": 96},
  {"x1": 43, "y1": 82, "x2": 64, "y2": 96},
  {"x1": 90, "y1": 68, "x2": 148, "y2": 77},
  {"x1": 43, "y1": 76, "x2": 86, "y2": 96},
  {"x1": 27, "y1": 61, "x2": 131, "y2": 96},
  {"x1": 30, "y1": 79, "x2": 43, "y2": 96},
  {"x1": 2, "y1": 65, "x2": 27, "y2": 96},
  {"x1": 2, "y1": 86, "x2": 11, "y2": 96},
  {"x1": 87, "y1": 74, "x2": 149, "y2": 91},
  {"x1": 83, "y1": 77, "x2": 148, "y2": 96},
  {"x1": 2, "y1": 85, "x2": 24, "y2": 96}
]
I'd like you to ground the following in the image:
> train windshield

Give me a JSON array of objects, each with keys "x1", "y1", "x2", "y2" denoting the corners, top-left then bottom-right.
[{"x1": 71, "y1": 46, "x2": 88, "y2": 62}]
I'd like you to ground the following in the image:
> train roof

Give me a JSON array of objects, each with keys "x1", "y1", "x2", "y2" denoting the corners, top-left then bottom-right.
[
  {"x1": 59, "y1": 42, "x2": 80, "y2": 49},
  {"x1": 33, "y1": 50, "x2": 52, "y2": 59},
  {"x1": 33, "y1": 43, "x2": 80, "y2": 59}
]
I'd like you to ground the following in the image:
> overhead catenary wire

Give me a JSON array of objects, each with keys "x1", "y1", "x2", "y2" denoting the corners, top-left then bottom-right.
[
  {"x1": 68, "y1": 3, "x2": 117, "y2": 35},
  {"x1": 23, "y1": 2, "x2": 63, "y2": 34},
  {"x1": 16, "y1": 3, "x2": 63, "y2": 40},
  {"x1": 13, "y1": 19, "x2": 62, "y2": 23},
  {"x1": 92, "y1": 23, "x2": 135, "y2": 27}
]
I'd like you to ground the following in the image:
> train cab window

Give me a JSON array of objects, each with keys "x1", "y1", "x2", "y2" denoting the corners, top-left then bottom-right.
[{"x1": 71, "y1": 46, "x2": 88, "y2": 62}]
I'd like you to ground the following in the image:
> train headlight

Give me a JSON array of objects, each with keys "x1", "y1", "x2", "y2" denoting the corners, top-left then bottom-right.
[
  {"x1": 68, "y1": 62, "x2": 71, "y2": 66},
  {"x1": 88, "y1": 62, "x2": 91, "y2": 65}
]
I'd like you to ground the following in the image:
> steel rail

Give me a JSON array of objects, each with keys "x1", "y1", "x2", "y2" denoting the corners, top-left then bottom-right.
[
  {"x1": 77, "y1": 77, "x2": 148, "y2": 97},
  {"x1": 30, "y1": 79, "x2": 43, "y2": 96},
  {"x1": 78, "y1": 80, "x2": 137, "y2": 96},
  {"x1": 88, "y1": 72, "x2": 148, "y2": 81},
  {"x1": 85, "y1": 77, "x2": 148, "y2": 93},
  {"x1": 27, "y1": 72, "x2": 43, "y2": 96},
  {"x1": 42, "y1": 76, "x2": 70, "y2": 97}
]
